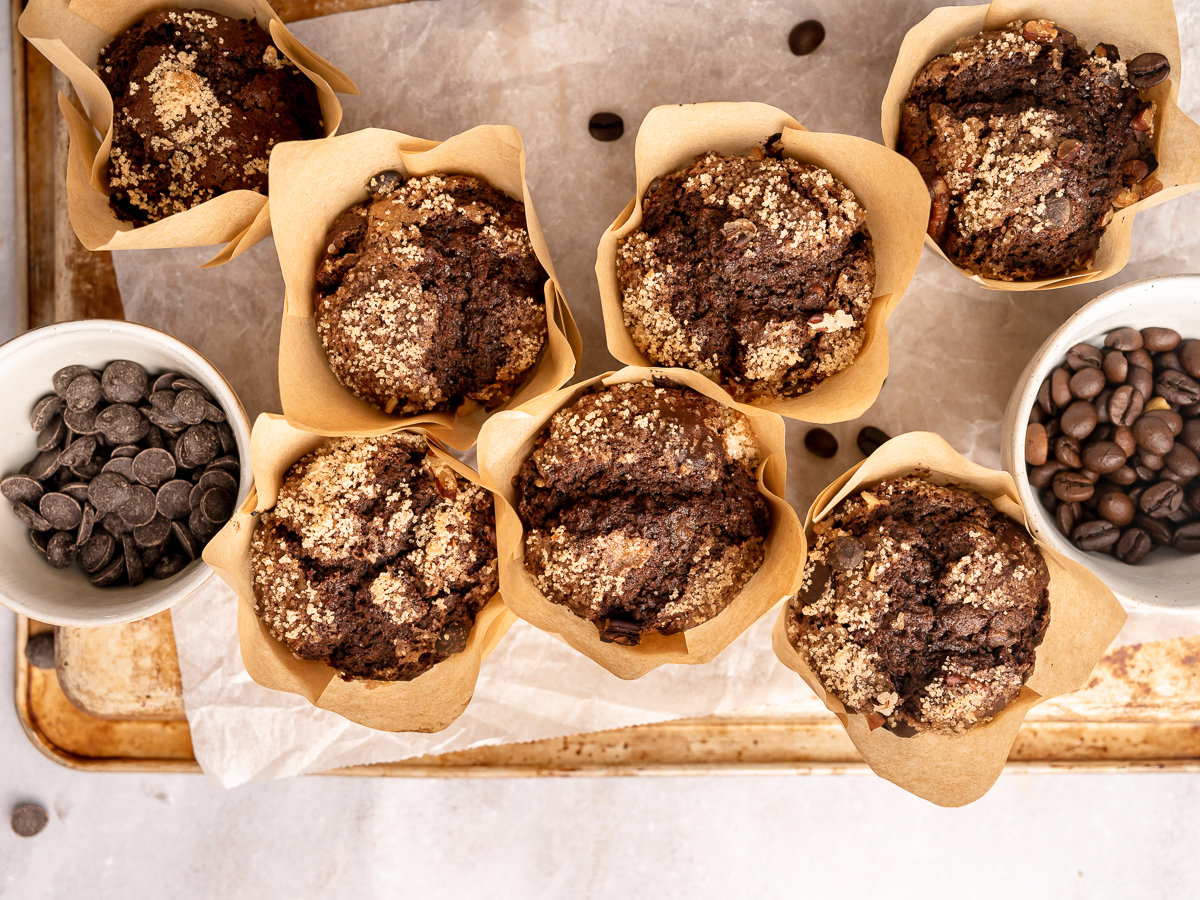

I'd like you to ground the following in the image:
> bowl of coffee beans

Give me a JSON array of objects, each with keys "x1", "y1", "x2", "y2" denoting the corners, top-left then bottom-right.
[
  {"x1": 1002, "y1": 275, "x2": 1200, "y2": 610},
  {"x1": 0, "y1": 320, "x2": 251, "y2": 626}
]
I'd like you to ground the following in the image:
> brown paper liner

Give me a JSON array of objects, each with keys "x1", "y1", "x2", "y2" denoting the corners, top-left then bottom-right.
[
  {"x1": 771, "y1": 431, "x2": 1126, "y2": 806},
  {"x1": 476, "y1": 366, "x2": 805, "y2": 680},
  {"x1": 880, "y1": 0, "x2": 1200, "y2": 291},
  {"x1": 203, "y1": 413, "x2": 517, "y2": 733},
  {"x1": 596, "y1": 102, "x2": 929, "y2": 424},
  {"x1": 18, "y1": 0, "x2": 358, "y2": 266},
  {"x1": 270, "y1": 125, "x2": 581, "y2": 452}
]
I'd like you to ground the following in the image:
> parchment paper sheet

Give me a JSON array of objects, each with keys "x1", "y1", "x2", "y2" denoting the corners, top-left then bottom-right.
[{"x1": 109, "y1": 0, "x2": 1200, "y2": 785}]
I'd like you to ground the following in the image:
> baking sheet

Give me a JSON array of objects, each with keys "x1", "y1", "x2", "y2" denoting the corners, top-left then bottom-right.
[{"x1": 107, "y1": 0, "x2": 1200, "y2": 785}]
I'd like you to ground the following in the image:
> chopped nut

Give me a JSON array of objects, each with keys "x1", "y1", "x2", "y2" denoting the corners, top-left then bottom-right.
[
  {"x1": 1023, "y1": 19, "x2": 1058, "y2": 43},
  {"x1": 1112, "y1": 187, "x2": 1141, "y2": 209},
  {"x1": 1132, "y1": 103, "x2": 1157, "y2": 133},
  {"x1": 1100, "y1": 207, "x2": 1115, "y2": 227},
  {"x1": 927, "y1": 176, "x2": 950, "y2": 242},
  {"x1": 1056, "y1": 139, "x2": 1082, "y2": 160},
  {"x1": 1144, "y1": 396, "x2": 1171, "y2": 412},
  {"x1": 1140, "y1": 176, "x2": 1164, "y2": 199},
  {"x1": 1121, "y1": 159, "x2": 1149, "y2": 185},
  {"x1": 721, "y1": 218, "x2": 758, "y2": 248}
]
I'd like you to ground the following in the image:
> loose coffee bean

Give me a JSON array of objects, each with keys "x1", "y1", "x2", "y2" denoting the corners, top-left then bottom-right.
[
  {"x1": 1073, "y1": 519, "x2": 1120, "y2": 551},
  {"x1": 1112, "y1": 386, "x2": 1146, "y2": 427},
  {"x1": 1136, "y1": 449, "x2": 1165, "y2": 471},
  {"x1": 1056, "y1": 500, "x2": 1079, "y2": 537},
  {"x1": 1165, "y1": 443, "x2": 1200, "y2": 480},
  {"x1": 1029, "y1": 460, "x2": 1067, "y2": 488},
  {"x1": 1116, "y1": 527, "x2": 1153, "y2": 564},
  {"x1": 1094, "y1": 389, "x2": 1114, "y2": 424},
  {"x1": 1126, "y1": 365, "x2": 1154, "y2": 401},
  {"x1": 1025, "y1": 423, "x2": 1048, "y2": 466},
  {"x1": 1141, "y1": 481, "x2": 1183, "y2": 517},
  {"x1": 10, "y1": 804, "x2": 49, "y2": 838},
  {"x1": 1142, "y1": 327, "x2": 1180, "y2": 352},
  {"x1": 587, "y1": 112, "x2": 624, "y2": 142},
  {"x1": 1103, "y1": 350, "x2": 1128, "y2": 384},
  {"x1": 1069, "y1": 366, "x2": 1105, "y2": 400},
  {"x1": 1092, "y1": 423, "x2": 1114, "y2": 442},
  {"x1": 1144, "y1": 408, "x2": 1183, "y2": 437},
  {"x1": 1081, "y1": 441, "x2": 1126, "y2": 474},
  {"x1": 788, "y1": 19, "x2": 825, "y2": 55},
  {"x1": 100, "y1": 361, "x2": 148, "y2": 404},
  {"x1": 1135, "y1": 514, "x2": 1174, "y2": 545},
  {"x1": 1051, "y1": 368, "x2": 1073, "y2": 407},
  {"x1": 1097, "y1": 488, "x2": 1136, "y2": 527},
  {"x1": 1183, "y1": 420, "x2": 1200, "y2": 456},
  {"x1": 1113, "y1": 425, "x2": 1137, "y2": 457},
  {"x1": 1054, "y1": 435, "x2": 1081, "y2": 468},
  {"x1": 1109, "y1": 465, "x2": 1138, "y2": 486},
  {"x1": 1037, "y1": 378, "x2": 1057, "y2": 416},
  {"x1": 803, "y1": 428, "x2": 838, "y2": 458},
  {"x1": 1061, "y1": 400, "x2": 1098, "y2": 439},
  {"x1": 1067, "y1": 343, "x2": 1103, "y2": 370},
  {"x1": 1132, "y1": 416, "x2": 1174, "y2": 455},
  {"x1": 1127, "y1": 52, "x2": 1171, "y2": 90},
  {"x1": 2, "y1": 475, "x2": 43, "y2": 506},
  {"x1": 1157, "y1": 370, "x2": 1200, "y2": 406},
  {"x1": 1054, "y1": 471, "x2": 1094, "y2": 503},
  {"x1": 1106, "y1": 327, "x2": 1143, "y2": 351},
  {"x1": 856, "y1": 426, "x2": 891, "y2": 457},
  {"x1": 1158, "y1": 352, "x2": 1184, "y2": 374},
  {"x1": 1173, "y1": 522, "x2": 1200, "y2": 553},
  {"x1": 1127, "y1": 347, "x2": 1154, "y2": 372},
  {"x1": 1180, "y1": 341, "x2": 1200, "y2": 378}
]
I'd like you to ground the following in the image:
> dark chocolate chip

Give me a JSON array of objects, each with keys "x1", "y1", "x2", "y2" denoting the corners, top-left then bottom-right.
[
  {"x1": 177, "y1": 423, "x2": 219, "y2": 468},
  {"x1": 57, "y1": 435, "x2": 97, "y2": 467},
  {"x1": 76, "y1": 502, "x2": 96, "y2": 546},
  {"x1": 11, "y1": 804, "x2": 49, "y2": 838},
  {"x1": 79, "y1": 532, "x2": 115, "y2": 573},
  {"x1": 12, "y1": 502, "x2": 52, "y2": 532},
  {"x1": 156, "y1": 480, "x2": 193, "y2": 520},
  {"x1": 172, "y1": 521, "x2": 201, "y2": 560},
  {"x1": 96, "y1": 404, "x2": 149, "y2": 445},
  {"x1": 217, "y1": 422, "x2": 236, "y2": 455},
  {"x1": 28, "y1": 450, "x2": 61, "y2": 482},
  {"x1": 62, "y1": 406, "x2": 99, "y2": 435},
  {"x1": 132, "y1": 448, "x2": 176, "y2": 487},
  {"x1": 827, "y1": 535, "x2": 864, "y2": 571},
  {"x1": 200, "y1": 488, "x2": 234, "y2": 524},
  {"x1": 88, "y1": 472, "x2": 130, "y2": 514},
  {"x1": 788, "y1": 19, "x2": 825, "y2": 55},
  {"x1": 23, "y1": 631, "x2": 55, "y2": 669},
  {"x1": 38, "y1": 493, "x2": 82, "y2": 530},
  {"x1": 52, "y1": 365, "x2": 90, "y2": 396},
  {"x1": 110, "y1": 444, "x2": 140, "y2": 459},
  {"x1": 173, "y1": 390, "x2": 207, "y2": 425},
  {"x1": 1, "y1": 475, "x2": 43, "y2": 506},
  {"x1": 101, "y1": 456, "x2": 136, "y2": 483},
  {"x1": 30, "y1": 395, "x2": 62, "y2": 431},
  {"x1": 46, "y1": 531, "x2": 76, "y2": 568},
  {"x1": 101, "y1": 360, "x2": 148, "y2": 404},
  {"x1": 154, "y1": 553, "x2": 189, "y2": 579},
  {"x1": 89, "y1": 553, "x2": 126, "y2": 586},
  {"x1": 35, "y1": 416, "x2": 65, "y2": 452},
  {"x1": 133, "y1": 514, "x2": 172, "y2": 548},
  {"x1": 188, "y1": 506, "x2": 219, "y2": 542},
  {"x1": 171, "y1": 378, "x2": 208, "y2": 397},
  {"x1": 366, "y1": 170, "x2": 404, "y2": 198},
  {"x1": 59, "y1": 483, "x2": 90, "y2": 503},
  {"x1": 64, "y1": 373, "x2": 101, "y2": 411},
  {"x1": 198, "y1": 469, "x2": 238, "y2": 497},
  {"x1": 118, "y1": 485, "x2": 157, "y2": 527},
  {"x1": 121, "y1": 534, "x2": 143, "y2": 586},
  {"x1": 207, "y1": 455, "x2": 241, "y2": 473},
  {"x1": 587, "y1": 112, "x2": 624, "y2": 142},
  {"x1": 200, "y1": 400, "x2": 226, "y2": 423},
  {"x1": 434, "y1": 622, "x2": 472, "y2": 655},
  {"x1": 152, "y1": 372, "x2": 181, "y2": 392}
]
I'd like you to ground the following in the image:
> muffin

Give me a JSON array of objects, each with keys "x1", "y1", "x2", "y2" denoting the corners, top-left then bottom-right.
[
  {"x1": 315, "y1": 172, "x2": 550, "y2": 416},
  {"x1": 898, "y1": 19, "x2": 1163, "y2": 281},
  {"x1": 617, "y1": 150, "x2": 875, "y2": 404},
  {"x1": 97, "y1": 9, "x2": 324, "y2": 224},
  {"x1": 249, "y1": 433, "x2": 497, "y2": 681},
  {"x1": 514, "y1": 382, "x2": 770, "y2": 646},
  {"x1": 787, "y1": 475, "x2": 1050, "y2": 735}
]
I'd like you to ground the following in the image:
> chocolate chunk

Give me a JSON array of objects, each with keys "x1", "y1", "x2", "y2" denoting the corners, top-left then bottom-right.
[
  {"x1": 46, "y1": 531, "x2": 77, "y2": 568},
  {"x1": 101, "y1": 360, "x2": 148, "y2": 403},
  {"x1": 1, "y1": 475, "x2": 43, "y2": 506},
  {"x1": 38, "y1": 493, "x2": 82, "y2": 530},
  {"x1": 598, "y1": 618, "x2": 641, "y2": 646},
  {"x1": 52, "y1": 364, "x2": 91, "y2": 396},
  {"x1": 587, "y1": 112, "x2": 624, "y2": 142},
  {"x1": 788, "y1": 19, "x2": 825, "y2": 55},
  {"x1": 89, "y1": 553, "x2": 126, "y2": 586},
  {"x1": 434, "y1": 621, "x2": 472, "y2": 655},
  {"x1": 803, "y1": 428, "x2": 838, "y2": 458},
  {"x1": 366, "y1": 169, "x2": 404, "y2": 198},
  {"x1": 856, "y1": 426, "x2": 891, "y2": 457},
  {"x1": 79, "y1": 532, "x2": 115, "y2": 572},
  {"x1": 154, "y1": 553, "x2": 189, "y2": 579},
  {"x1": 827, "y1": 535, "x2": 865, "y2": 571},
  {"x1": 57, "y1": 435, "x2": 97, "y2": 467},
  {"x1": 12, "y1": 502, "x2": 52, "y2": 532},
  {"x1": 88, "y1": 472, "x2": 131, "y2": 514},
  {"x1": 155, "y1": 480, "x2": 194, "y2": 520},
  {"x1": 133, "y1": 514, "x2": 172, "y2": 548},
  {"x1": 96, "y1": 404, "x2": 149, "y2": 444},
  {"x1": 118, "y1": 485, "x2": 157, "y2": 527},
  {"x1": 23, "y1": 631, "x2": 55, "y2": 669},
  {"x1": 122, "y1": 534, "x2": 144, "y2": 586},
  {"x1": 64, "y1": 373, "x2": 101, "y2": 411},
  {"x1": 132, "y1": 448, "x2": 176, "y2": 487},
  {"x1": 177, "y1": 423, "x2": 220, "y2": 468},
  {"x1": 30, "y1": 395, "x2": 62, "y2": 431},
  {"x1": 10, "y1": 804, "x2": 49, "y2": 838}
]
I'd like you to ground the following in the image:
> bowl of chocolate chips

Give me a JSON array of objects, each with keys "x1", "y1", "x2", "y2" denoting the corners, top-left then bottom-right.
[
  {"x1": 1002, "y1": 275, "x2": 1200, "y2": 611},
  {"x1": 0, "y1": 320, "x2": 250, "y2": 626}
]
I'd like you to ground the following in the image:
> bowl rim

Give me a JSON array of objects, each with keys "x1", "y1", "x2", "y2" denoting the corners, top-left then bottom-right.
[
  {"x1": 1001, "y1": 273, "x2": 1200, "y2": 612},
  {"x1": 0, "y1": 318, "x2": 252, "y2": 626}
]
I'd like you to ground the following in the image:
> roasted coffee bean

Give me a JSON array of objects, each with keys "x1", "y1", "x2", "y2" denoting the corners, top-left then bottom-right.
[
  {"x1": 12, "y1": 502, "x2": 52, "y2": 532},
  {"x1": 1136, "y1": 449, "x2": 1165, "y2": 471},
  {"x1": 90, "y1": 554, "x2": 125, "y2": 586},
  {"x1": 132, "y1": 448, "x2": 176, "y2": 487},
  {"x1": 1097, "y1": 488, "x2": 1136, "y2": 527},
  {"x1": 1165, "y1": 443, "x2": 1200, "y2": 480},
  {"x1": 133, "y1": 514, "x2": 172, "y2": 548},
  {"x1": 188, "y1": 506, "x2": 220, "y2": 542},
  {"x1": 1116, "y1": 527, "x2": 1154, "y2": 564},
  {"x1": 1050, "y1": 367, "x2": 1073, "y2": 407},
  {"x1": 1079, "y1": 468, "x2": 1101, "y2": 485},
  {"x1": 1109, "y1": 385, "x2": 1144, "y2": 428},
  {"x1": 118, "y1": 485, "x2": 156, "y2": 527},
  {"x1": 1045, "y1": 417, "x2": 1062, "y2": 440},
  {"x1": 1, "y1": 475, "x2": 43, "y2": 506},
  {"x1": 803, "y1": 428, "x2": 838, "y2": 458},
  {"x1": 1126, "y1": 349, "x2": 1153, "y2": 373},
  {"x1": 587, "y1": 112, "x2": 624, "y2": 142},
  {"x1": 1073, "y1": 519, "x2": 1120, "y2": 551},
  {"x1": 172, "y1": 521, "x2": 202, "y2": 560},
  {"x1": 1109, "y1": 465, "x2": 1137, "y2": 486},
  {"x1": 1068, "y1": 366, "x2": 1105, "y2": 400},
  {"x1": 1061, "y1": 400, "x2": 1098, "y2": 439},
  {"x1": 1144, "y1": 408, "x2": 1183, "y2": 437},
  {"x1": 1081, "y1": 441, "x2": 1125, "y2": 474},
  {"x1": 38, "y1": 493, "x2": 82, "y2": 530},
  {"x1": 1028, "y1": 405, "x2": 1046, "y2": 425},
  {"x1": 1094, "y1": 389, "x2": 1114, "y2": 424},
  {"x1": 28, "y1": 449, "x2": 61, "y2": 482},
  {"x1": 1056, "y1": 500, "x2": 1079, "y2": 537},
  {"x1": 1173, "y1": 522, "x2": 1200, "y2": 553},
  {"x1": 101, "y1": 456, "x2": 136, "y2": 482},
  {"x1": 1025, "y1": 423, "x2": 1048, "y2": 466},
  {"x1": 1054, "y1": 471, "x2": 1095, "y2": 503},
  {"x1": 827, "y1": 535, "x2": 864, "y2": 571},
  {"x1": 46, "y1": 531, "x2": 76, "y2": 568},
  {"x1": 1127, "y1": 52, "x2": 1171, "y2": 90},
  {"x1": 30, "y1": 395, "x2": 61, "y2": 432},
  {"x1": 1113, "y1": 425, "x2": 1137, "y2": 457},
  {"x1": 154, "y1": 554, "x2": 189, "y2": 580},
  {"x1": 1168, "y1": 496, "x2": 1197, "y2": 523},
  {"x1": 1135, "y1": 513, "x2": 1174, "y2": 545},
  {"x1": 1128, "y1": 364, "x2": 1156, "y2": 402},
  {"x1": 11, "y1": 804, "x2": 49, "y2": 838},
  {"x1": 100, "y1": 361, "x2": 148, "y2": 404},
  {"x1": 57, "y1": 435, "x2": 96, "y2": 468},
  {"x1": 1180, "y1": 341, "x2": 1200, "y2": 378},
  {"x1": 87, "y1": 472, "x2": 130, "y2": 514},
  {"x1": 177, "y1": 423, "x2": 219, "y2": 468},
  {"x1": 856, "y1": 426, "x2": 891, "y2": 457},
  {"x1": 1157, "y1": 370, "x2": 1200, "y2": 406},
  {"x1": 24, "y1": 631, "x2": 55, "y2": 669},
  {"x1": 1066, "y1": 343, "x2": 1103, "y2": 370},
  {"x1": 1159, "y1": 352, "x2": 1184, "y2": 373},
  {"x1": 1054, "y1": 435, "x2": 1081, "y2": 468},
  {"x1": 788, "y1": 19, "x2": 825, "y2": 55},
  {"x1": 366, "y1": 170, "x2": 403, "y2": 198},
  {"x1": 1103, "y1": 350, "x2": 1128, "y2": 384},
  {"x1": 1029, "y1": 460, "x2": 1067, "y2": 488},
  {"x1": 1037, "y1": 378, "x2": 1056, "y2": 416},
  {"x1": 64, "y1": 373, "x2": 101, "y2": 411},
  {"x1": 1132, "y1": 416, "x2": 1174, "y2": 454},
  {"x1": 1106, "y1": 327, "x2": 1143, "y2": 351},
  {"x1": 78, "y1": 532, "x2": 115, "y2": 573},
  {"x1": 1141, "y1": 481, "x2": 1183, "y2": 517}
]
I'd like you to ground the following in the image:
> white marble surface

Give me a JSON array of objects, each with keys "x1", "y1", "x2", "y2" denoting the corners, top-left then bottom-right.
[{"x1": 4, "y1": 1, "x2": 1200, "y2": 895}]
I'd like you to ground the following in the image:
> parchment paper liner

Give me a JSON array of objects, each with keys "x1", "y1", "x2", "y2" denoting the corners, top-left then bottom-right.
[
  {"x1": 476, "y1": 365, "x2": 804, "y2": 680},
  {"x1": 880, "y1": 0, "x2": 1200, "y2": 291},
  {"x1": 771, "y1": 431, "x2": 1126, "y2": 806},
  {"x1": 203, "y1": 413, "x2": 516, "y2": 733},
  {"x1": 18, "y1": 0, "x2": 358, "y2": 266},
  {"x1": 596, "y1": 102, "x2": 929, "y2": 424},
  {"x1": 270, "y1": 126, "x2": 582, "y2": 452}
]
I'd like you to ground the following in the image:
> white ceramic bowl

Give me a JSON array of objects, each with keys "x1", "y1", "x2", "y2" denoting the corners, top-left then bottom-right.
[
  {"x1": 1001, "y1": 275, "x2": 1200, "y2": 611},
  {"x1": 0, "y1": 320, "x2": 251, "y2": 626}
]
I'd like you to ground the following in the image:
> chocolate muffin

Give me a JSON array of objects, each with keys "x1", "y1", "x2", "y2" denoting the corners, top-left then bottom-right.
[
  {"x1": 315, "y1": 173, "x2": 550, "y2": 416},
  {"x1": 788, "y1": 476, "x2": 1050, "y2": 735},
  {"x1": 898, "y1": 20, "x2": 1163, "y2": 281},
  {"x1": 514, "y1": 382, "x2": 770, "y2": 646},
  {"x1": 97, "y1": 9, "x2": 324, "y2": 225},
  {"x1": 617, "y1": 151, "x2": 875, "y2": 404},
  {"x1": 250, "y1": 433, "x2": 497, "y2": 681}
]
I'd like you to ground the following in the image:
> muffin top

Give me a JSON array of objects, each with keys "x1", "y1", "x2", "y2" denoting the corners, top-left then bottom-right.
[
  {"x1": 898, "y1": 20, "x2": 1159, "y2": 281},
  {"x1": 250, "y1": 433, "x2": 497, "y2": 681},
  {"x1": 97, "y1": 9, "x2": 323, "y2": 224},
  {"x1": 617, "y1": 151, "x2": 875, "y2": 404},
  {"x1": 514, "y1": 382, "x2": 769, "y2": 645},
  {"x1": 315, "y1": 173, "x2": 549, "y2": 416},
  {"x1": 788, "y1": 476, "x2": 1050, "y2": 735}
]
